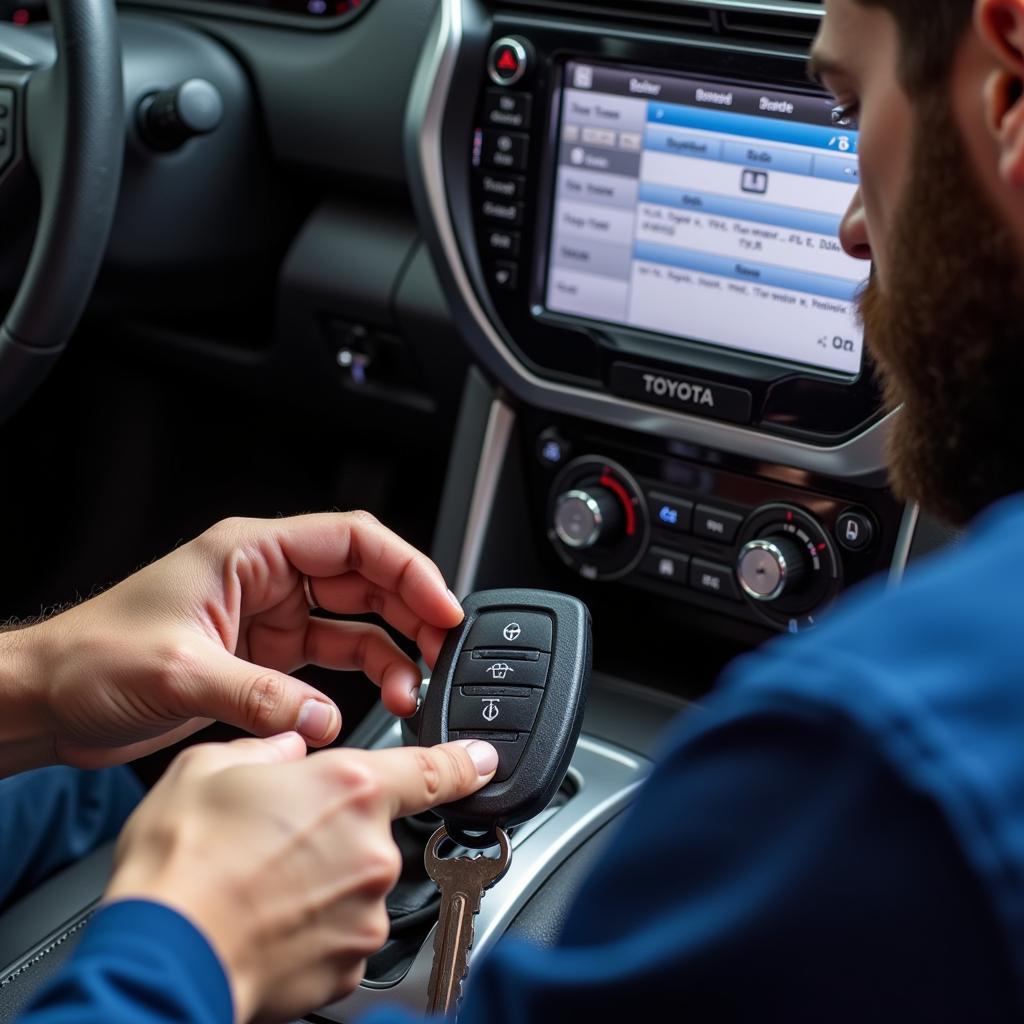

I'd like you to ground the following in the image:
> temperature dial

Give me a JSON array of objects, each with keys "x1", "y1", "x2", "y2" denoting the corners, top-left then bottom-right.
[
  {"x1": 547, "y1": 457, "x2": 648, "y2": 581},
  {"x1": 553, "y1": 487, "x2": 623, "y2": 549},
  {"x1": 738, "y1": 536, "x2": 807, "y2": 602},
  {"x1": 735, "y1": 503, "x2": 842, "y2": 631}
]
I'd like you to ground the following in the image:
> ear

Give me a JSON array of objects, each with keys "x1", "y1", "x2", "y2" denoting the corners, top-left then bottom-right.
[{"x1": 976, "y1": 0, "x2": 1024, "y2": 186}]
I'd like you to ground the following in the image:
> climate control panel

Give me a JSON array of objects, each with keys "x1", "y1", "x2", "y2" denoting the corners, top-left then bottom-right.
[
  {"x1": 547, "y1": 457, "x2": 648, "y2": 579},
  {"x1": 533, "y1": 423, "x2": 900, "y2": 634}
]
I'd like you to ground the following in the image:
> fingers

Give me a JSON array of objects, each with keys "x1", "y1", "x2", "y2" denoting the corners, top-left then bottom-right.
[
  {"x1": 304, "y1": 574, "x2": 452, "y2": 667},
  {"x1": 175, "y1": 732, "x2": 309, "y2": 778},
  {"x1": 319, "y1": 740, "x2": 498, "y2": 821},
  {"x1": 179, "y1": 646, "x2": 342, "y2": 746},
  {"x1": 271, "y1": 512, "x2": 464, "y2": 632},
  {"x1": 303, "y1": 619, "x2": 423, "y2": 717}
]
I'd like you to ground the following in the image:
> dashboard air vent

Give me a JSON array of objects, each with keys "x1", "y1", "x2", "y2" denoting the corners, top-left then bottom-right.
[
  {"x1": 719, "y1": 3, "x2": 822, "y2": 43},
  {"x1": 503, "y1": 0, "x2": 715, "y2": 33},
  {"x1": 494, "y1": 1, "x2": 823, "y2": 47}
]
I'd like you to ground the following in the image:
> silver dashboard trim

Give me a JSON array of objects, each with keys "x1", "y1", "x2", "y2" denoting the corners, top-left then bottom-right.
[
  {"x1": 408, "y1": 0, "x2": 898, "y2": 483},
  {"x1": 888, "y1": 501, "x2": 920, "y2": 586},
  {"x1": 453, "y1": 397, "x2": 516, "y2": 598}
]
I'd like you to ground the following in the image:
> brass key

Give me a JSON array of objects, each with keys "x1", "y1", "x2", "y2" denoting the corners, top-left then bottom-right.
[{"x1": 424, "y1": 825, "x2": 512, "y2": 1017}]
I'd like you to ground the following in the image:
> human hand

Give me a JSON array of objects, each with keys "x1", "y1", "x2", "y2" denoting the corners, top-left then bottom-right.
[
  {"x1": 105, "y1": 732, "x2": 499, "y2": 1023},
  {"x1": 28, "y1": 512, "x2": 463, "y2": 769}
]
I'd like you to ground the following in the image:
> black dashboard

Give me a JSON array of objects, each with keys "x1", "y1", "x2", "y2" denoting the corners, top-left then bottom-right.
[
  {"x1": 4, "y1": 0, "x2": 907, "y2": 638},
  {"x1": 0, "y1": 0, "x2": 913, "y2": 667}
]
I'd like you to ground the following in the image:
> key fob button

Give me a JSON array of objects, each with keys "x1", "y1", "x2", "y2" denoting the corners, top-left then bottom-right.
[
  {"x1": 465, "y1": 610, "x2": 553, "y2": 652},
  {"x1": 454, "y1": 651, "x2": 550, "y2": 688},
  {"x1": 448, "y1": 687, "x2": 542, "y2": 732},
  {"x1": 451, "y1": 731, "x2": 529, "y2": 783}
]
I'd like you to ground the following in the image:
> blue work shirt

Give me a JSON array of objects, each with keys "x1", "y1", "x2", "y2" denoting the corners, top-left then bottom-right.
[{"x1": 15, "y1": 494, "x2": 1024, "y2": 1022}]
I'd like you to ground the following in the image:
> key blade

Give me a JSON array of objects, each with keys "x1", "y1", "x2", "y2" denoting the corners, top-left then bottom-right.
[
  {"x1": 427, "y1": 890, "x2": 474, "y2": 1015},
  {"x1": 423, "y1": 826, "x2": 512, "y2": 1017}
]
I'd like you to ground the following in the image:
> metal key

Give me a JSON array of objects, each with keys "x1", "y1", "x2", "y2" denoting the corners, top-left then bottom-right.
[{"x1": 424, "y1": 825, "x2": 512, "y2": 1017}]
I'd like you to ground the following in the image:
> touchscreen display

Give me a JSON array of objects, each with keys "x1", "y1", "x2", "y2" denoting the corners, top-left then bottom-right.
[{"x1": 545, "y1": 63, "x2": 867, "y2": 375}]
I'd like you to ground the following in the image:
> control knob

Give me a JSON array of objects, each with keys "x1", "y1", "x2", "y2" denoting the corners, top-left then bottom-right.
[
  {"x1": 138, "y1": 79, "x2": 224, "y2": 151},
  {"x1": 737, "y1": 535, "x2": 808, "y2": 602},
  {"x1": 553, "y1": 487, "x2": 623, "y2": 550}
]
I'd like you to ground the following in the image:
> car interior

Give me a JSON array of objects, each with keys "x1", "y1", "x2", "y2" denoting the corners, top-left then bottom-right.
[{"x1": 0, "y1": 0, "x2": 963, "y2": 1019}]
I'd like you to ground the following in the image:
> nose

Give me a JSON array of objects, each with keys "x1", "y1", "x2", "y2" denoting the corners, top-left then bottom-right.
[{"x1": 839, "y1": 186, "x2": 872, "y2": 261}]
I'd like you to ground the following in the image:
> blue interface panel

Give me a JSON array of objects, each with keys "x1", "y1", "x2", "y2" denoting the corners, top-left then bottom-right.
[{"x1": 544, "y1": 62, "x2": 867, "y2": 375}]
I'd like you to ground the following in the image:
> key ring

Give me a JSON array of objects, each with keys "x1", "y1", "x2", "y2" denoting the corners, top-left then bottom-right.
[
  {"x1": 442, "y1": 821, "x2": 505, "y2": 851},
  {"x1": 426, "y1": 823, "x2": 512, "y2": 862}
]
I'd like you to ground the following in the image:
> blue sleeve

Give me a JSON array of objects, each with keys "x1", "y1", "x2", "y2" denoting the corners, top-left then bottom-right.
[
  {"x1": 0, "y1": 765, "x2": 142, "y2": 909},
  {"x1": 17, "y1": 900, "x2": 232, "y2": 1024},
  {"x1": 361, "y1": 694, "x2": 1018, "y2": 1023}
]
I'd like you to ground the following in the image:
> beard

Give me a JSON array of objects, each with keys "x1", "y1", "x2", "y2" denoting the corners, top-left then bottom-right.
[{"x1": 858, "y1": 90, "x2": 1024, "y2": 526}]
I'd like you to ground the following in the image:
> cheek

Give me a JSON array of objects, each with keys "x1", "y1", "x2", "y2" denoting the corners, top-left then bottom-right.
[{"x1": 857, "y1": 87, "x2": 913, "y2": 285}]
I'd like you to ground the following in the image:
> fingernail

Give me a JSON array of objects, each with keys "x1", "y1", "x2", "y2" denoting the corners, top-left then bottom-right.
[
  {"x1": 408, "y1": 685, "x2": 421, "y2": 709},
  {"x1": 447, "y1": 588, "x2": 463, "y2": 612},
  {"x1": 267, "y1": 731, "x2": 302, "y2": 747},
  {"x1": 454, "y1": 739, "x2": 499, "y2": 776},
  {"x1": 297, "y1": 700, "x2": 336, "y2": 742}
]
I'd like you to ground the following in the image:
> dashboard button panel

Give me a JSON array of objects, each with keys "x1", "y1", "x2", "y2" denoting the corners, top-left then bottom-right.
[
  {"x1": 485, "y1": 89, "x2": 532, "y2": 130},
  {"x1": 482, "y1": 130, "x2": 529, "y2": 171},
  {"x1": 690, "y1": 558, "x2": 742, "y2": 602},
  {"x1": 642, "y1": 546, "x2": 690, "y2": 585},
  {"x1": 694, "y1": 505, "x2": 744, "y2": 545}
]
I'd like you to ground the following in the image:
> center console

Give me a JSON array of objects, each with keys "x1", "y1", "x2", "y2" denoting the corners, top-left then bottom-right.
[
  {"x1": 357, "y1": 0, "x2": 914, "y2": 1014},
  {"x1": 408, "y1": 0, "x2": 907, "y2": 642}
]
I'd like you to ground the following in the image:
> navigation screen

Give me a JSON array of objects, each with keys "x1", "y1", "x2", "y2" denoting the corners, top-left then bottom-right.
[{"x1": 545, "y1": 63, "x2": 867, "y2": 375}]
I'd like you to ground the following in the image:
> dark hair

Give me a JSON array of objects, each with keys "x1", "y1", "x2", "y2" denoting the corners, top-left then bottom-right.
[{"x1": 857, "y1": 0, "x2": 975, "y2": 92}]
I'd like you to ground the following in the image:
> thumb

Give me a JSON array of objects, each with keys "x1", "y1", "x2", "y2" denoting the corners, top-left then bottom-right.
[
  {"x1": 177, "y1": 646, "x2": 342, "y2": 746},
  {"x1": 175, "y1": 732, "x2": 309, "y2": 779}
]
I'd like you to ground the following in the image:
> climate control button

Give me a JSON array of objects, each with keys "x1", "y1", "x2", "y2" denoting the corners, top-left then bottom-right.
[
  {"x1": 734, "y1": 503, "x2": 842, "y2": 631},
  {"x1": 547, "y1": 456, "x2": 649, "y2": 581},
  {"x1": 737, "y1": 536, "x2": 807, "y2": 602},
  {"x1": 554, "y1": 487, "x2": 622, "y2": 549}
]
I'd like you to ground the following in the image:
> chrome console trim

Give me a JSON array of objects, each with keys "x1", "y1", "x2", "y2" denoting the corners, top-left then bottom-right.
[
  {"x1": 454, "y1": 398, "x2": 516, "y2": 599},
  {"x1": 320, "y1": 718, "x2": 651, "y2": 1020},
  {"x1": 888, "y1": 501, "x2": 920, "y2": 586},
  {"x1": 406, "y1": 0, "x2": 898, "y2": 483}
]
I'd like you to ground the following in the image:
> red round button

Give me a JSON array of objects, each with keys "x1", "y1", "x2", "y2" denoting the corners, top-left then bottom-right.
[{"x1": 488, "y1": 37, "x2": 528, "y2": 86}]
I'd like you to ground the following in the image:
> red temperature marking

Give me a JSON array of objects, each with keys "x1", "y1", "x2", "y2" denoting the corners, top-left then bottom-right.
[{"x1": 600, "y1": 474, "x2": 637, "y2": 536}]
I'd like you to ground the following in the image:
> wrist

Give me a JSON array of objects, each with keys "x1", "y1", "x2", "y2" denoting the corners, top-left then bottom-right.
[
  {"x1": 106, "y1": 861, "x2": 261, "y2": 1024},
  {"x1": 0, "y1": 623, "x2": 57, "y2": 776}
]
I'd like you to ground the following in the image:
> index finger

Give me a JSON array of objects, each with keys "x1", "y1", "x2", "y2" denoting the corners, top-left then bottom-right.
[
  {"x1": 323, "y1": 740, "x2": 499, "y2": 820},
  {"x1": 275, "y1": 511, "x2": 464, "y2": 631}
]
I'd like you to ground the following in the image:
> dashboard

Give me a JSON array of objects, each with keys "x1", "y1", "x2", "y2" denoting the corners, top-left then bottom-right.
[{"x1": 0, "y1": 0, "x2": 906, "y2": 652}]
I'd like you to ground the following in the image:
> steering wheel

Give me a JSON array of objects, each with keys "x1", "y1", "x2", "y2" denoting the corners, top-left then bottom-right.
[{"x1": 0, "y1": 0, "x2": 123, "y2": 425}]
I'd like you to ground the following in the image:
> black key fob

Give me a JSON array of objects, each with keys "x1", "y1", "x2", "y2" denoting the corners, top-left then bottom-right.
[{"x1": 418, "y1": 588, "x2": 591, "y2": 847}]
